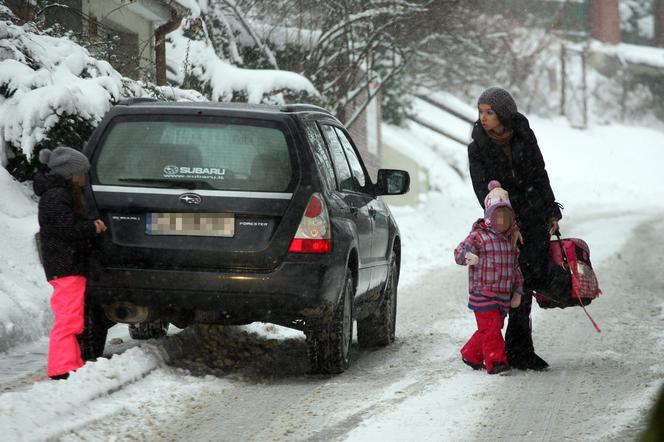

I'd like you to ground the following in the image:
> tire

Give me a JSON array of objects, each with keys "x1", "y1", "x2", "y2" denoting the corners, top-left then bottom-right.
[
  {"x1": 128, "y1": 320, "x2": 169, "y2": 340},
  {"x1": 357, "y1": 252, "x2": 398, "y2": 348},
  {"x1": 78, "y1": 301, "x2": 113, "y2": 361},
  {"x1": 306, "y1": 269, "x2": 354, "y2": 374}
]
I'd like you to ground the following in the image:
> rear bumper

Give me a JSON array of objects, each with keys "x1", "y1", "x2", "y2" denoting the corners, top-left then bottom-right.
[{"x1": 87, "y1": 256, "x2": 345, "y2": 324}]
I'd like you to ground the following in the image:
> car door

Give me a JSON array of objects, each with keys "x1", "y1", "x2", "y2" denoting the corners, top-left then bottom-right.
[
  {"x1": 319, "y1": 123, "x2": 373, "y2": 295},
  {"x1": 333, "y1": 128, "x2": 391, "y2": 290}
]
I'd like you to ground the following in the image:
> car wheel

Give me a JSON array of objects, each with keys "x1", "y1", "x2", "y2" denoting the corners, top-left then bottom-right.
[
  {"x1": 357, "y1": 252, "x2": 398, "y2": 348},
  {"x1": 306, "y1": 269, "x2": 354, "y2": 374},
  {"x1": 78, "y1": 301, "x2": 113, "y2": 361},
  {"x1": 128, "y1": 319, "x2": 169, "y2": 340}
]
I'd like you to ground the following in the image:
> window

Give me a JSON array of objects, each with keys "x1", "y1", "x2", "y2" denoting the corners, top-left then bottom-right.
[
  {"x1": 334, "y1": 127, "x2": 368, "y2": 190},
  {"x1": 95, "y1": 117, "x2": 294, "y2": 192},
  {"x1": 321, "y1": 124, "x2": 354, "y2": 192},
  {"x1": 304, "y1": 121, "x2": 337, "y2": 191}
]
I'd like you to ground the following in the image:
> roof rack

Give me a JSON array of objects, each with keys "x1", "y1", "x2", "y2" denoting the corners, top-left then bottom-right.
[
  {"x1": 115, "y1": 97, "x2": 160, "y2": 106},
  {"x1": 280, "y1": 104, "x2": 332, "y2": 114}
]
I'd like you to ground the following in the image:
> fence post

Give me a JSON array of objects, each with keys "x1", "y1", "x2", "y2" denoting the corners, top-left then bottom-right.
[
  {"x1": 560, "y1": 43, "x2": 566, "y2": 117},
  {"x1": 581, "y1": 48, "x2": 588, "y2": 129}
]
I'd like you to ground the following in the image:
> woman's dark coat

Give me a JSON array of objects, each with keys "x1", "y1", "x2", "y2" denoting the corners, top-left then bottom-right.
[
  {"x1": 468, "y1": 113, "x2": 562, "y2": 224},
  {"x1": 468, "y1": 112, "x2": 563, "y2": 296},
  {"x1": 468, "y1": 112, "x2": 561, "y2": 368},
  {"x1": 34, "y1": 171, "x2": 96, "y2": 281}
]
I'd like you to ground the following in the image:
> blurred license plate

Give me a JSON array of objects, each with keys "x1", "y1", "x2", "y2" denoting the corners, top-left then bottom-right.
[{"x1": 146, "y1": 213, "x2": 235, "y2": 237}]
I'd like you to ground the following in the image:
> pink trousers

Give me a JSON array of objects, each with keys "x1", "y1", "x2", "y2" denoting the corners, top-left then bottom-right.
[
  {"x1": 48, "y1": 276, "x2": 86, "y2": 377},
  {"x1": 460, "y1": 309, "x2": 508, "y2": 373}
]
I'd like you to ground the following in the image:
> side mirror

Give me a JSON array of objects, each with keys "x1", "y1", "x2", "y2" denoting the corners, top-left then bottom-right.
[{"x1": 375, "y1": 169, "x2": 410, "y2": 196}]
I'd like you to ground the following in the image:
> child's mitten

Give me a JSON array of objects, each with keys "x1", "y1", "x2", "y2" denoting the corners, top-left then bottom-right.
[{"x1": 465, "y1": 252, "x2": 479, "y2": 266}]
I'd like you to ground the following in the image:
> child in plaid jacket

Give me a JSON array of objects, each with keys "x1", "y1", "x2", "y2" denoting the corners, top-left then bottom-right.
[{"x1": 454, "y1": 180, "x2": 524, "y2": 374}]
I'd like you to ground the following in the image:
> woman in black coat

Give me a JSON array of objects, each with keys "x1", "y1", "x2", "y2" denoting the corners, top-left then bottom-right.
[{"x1": 467, "y1": 87, "x2": 563, "y2": 370}]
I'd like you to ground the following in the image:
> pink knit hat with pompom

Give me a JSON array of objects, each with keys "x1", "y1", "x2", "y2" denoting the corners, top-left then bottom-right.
[{"x1": 484, "y1": 180, "x2": 513, "y2": 220}]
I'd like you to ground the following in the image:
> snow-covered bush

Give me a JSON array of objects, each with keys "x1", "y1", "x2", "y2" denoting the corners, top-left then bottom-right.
[
  {"x1": 166, "y1": 16, "x2": 318, "y2": 104},
  {"x1": 0, "y1": 6, "x2": 206, "y2": 181}
]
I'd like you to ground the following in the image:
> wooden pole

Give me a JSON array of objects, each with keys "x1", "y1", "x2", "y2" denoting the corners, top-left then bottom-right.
[
  {"x1": 560, "y1": 43, "x2": 566, "y2": 117},
  {"x1": 581, "y1": 48, "x2": 588, "y2": 129}
]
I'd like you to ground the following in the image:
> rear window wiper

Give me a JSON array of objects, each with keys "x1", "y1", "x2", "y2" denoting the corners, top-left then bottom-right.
[{"x1": 117, "y1": 178, "x2": 213, "y2": 190}]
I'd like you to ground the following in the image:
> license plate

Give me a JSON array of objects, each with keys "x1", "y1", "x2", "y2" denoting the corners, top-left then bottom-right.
[{"x1": 146, "y1": 213, "x2": 235, "y2": 237}]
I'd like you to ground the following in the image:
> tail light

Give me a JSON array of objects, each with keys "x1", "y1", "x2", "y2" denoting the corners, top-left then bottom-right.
[{"x1": 289, "y1": 193, "x2": 331, "y2": 253}]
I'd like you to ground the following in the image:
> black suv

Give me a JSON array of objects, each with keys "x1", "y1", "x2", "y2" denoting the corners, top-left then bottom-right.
[{"x1": 81, "y1": 100, "x2": 409, "y2": 374}]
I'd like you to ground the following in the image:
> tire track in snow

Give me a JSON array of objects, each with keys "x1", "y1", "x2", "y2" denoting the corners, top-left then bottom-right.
[{"x1": 147, "y1": 263, "x2": 475, "y2": 442}]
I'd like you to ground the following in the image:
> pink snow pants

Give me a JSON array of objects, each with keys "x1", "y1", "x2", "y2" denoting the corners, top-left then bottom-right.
[
  {"x1": 460, "y1": 310, "x2": 508, "y2": 373},
  {"x1": 47, "y1": 276, "x2": 86, "y2": 377}
]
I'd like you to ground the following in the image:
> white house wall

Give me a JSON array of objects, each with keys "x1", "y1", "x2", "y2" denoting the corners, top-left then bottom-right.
[{"x1": 82, "y1": 0, "x2": 156, "y2": 77}]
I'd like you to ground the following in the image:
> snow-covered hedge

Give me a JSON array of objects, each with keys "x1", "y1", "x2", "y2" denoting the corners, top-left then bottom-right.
[
  {"x1": 166, "y1": 17, "x2": 318, "y2": 103},
  {"x1": 0, "y1": 7, "x2": 205, "y2": 180}
]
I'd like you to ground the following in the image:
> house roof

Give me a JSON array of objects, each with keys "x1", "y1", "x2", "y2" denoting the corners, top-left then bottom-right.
[{"x1": 122, "y1": 0, "x2": 191, "y2": 24}]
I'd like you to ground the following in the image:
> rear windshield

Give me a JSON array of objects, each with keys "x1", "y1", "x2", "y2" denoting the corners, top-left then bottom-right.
[{"x1": 94, "y1": 116, "x2": 295, "y2": 192}]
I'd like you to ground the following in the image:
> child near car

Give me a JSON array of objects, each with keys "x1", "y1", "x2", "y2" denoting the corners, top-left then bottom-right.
[
  {"x1": 34, "y1": 146, "x2": 107, "y2": 380},
  {"x1": 454, "y1": 180, "x2": 523, "y2": 374}
]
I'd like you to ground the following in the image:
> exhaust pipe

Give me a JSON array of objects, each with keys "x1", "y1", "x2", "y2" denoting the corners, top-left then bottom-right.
[{"x1": 105, "y1": 302, "x2": 149, "y2": 324}]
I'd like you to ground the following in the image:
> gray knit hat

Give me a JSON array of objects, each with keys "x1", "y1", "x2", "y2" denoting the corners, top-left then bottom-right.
[
  {"x1": 477, "y1": 87, "x2": 518, "y2": 123},
  {"x1": 38, "y1": 146, "x2": 90, "y2": 179}
]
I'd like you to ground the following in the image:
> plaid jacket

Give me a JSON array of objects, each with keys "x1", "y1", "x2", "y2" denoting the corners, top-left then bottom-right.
[{"x1": 454, "y1": 219, "x2": 524, "y2": 316}]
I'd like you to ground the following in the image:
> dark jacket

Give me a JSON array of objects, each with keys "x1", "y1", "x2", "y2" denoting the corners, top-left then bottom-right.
[
  {"x1": 34, "y1": 171, "x2": 96, "y2": 281},
  {"x1": 468, "y1": 113, "x2": 562, "y2": 225}
]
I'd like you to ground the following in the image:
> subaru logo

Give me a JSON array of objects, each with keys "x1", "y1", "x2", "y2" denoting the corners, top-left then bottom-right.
[
  {"x1": 164, "y1": 165, "x2": 179, "y2": 175},
  {"x1": 179, "y1": 193, "x2": 202, "y2": 205}
]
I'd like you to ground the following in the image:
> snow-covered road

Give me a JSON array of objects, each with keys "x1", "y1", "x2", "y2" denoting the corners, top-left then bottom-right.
[
  {"x1": 1, "y1": 208, "x2": 662, "y2": 441},
  {"x1": 470, "y1": 214, "x2": 664, "y2": 441},
  {"x1": 2, "y1": 118, "x2": 664, "y2": 441}
]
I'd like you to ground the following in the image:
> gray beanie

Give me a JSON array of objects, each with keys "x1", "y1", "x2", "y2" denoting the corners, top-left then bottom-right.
[
  {"x1": 38, "y1": 146, "x2": 90, "y2": 179},
  {"x1": 477, "y1": 87, "x2": 518, "y2": 123}
]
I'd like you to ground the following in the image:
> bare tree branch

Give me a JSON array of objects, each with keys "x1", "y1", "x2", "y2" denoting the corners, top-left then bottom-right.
[{"x1": 222, "y1": 0, "x2": 279, "y2": 69}]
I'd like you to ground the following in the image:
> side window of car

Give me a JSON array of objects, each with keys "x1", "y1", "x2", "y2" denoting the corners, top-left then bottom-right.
[
  {"x1": 321, "y1": 124, "x2": 355, "y2": 192},
  {"x1": 304, "y1": 121, "x2": 337, "y2": 191},
  {"x1": 333, "y1": 127, "x2": 368, "y2": 191}
]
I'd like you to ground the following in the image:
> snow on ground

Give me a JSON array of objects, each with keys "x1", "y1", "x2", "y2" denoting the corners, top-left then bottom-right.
[
  {"x1": 345, "y1": 371, "x2": 495, "y2": 441},
  {"x1": 0, "y1": 167, "x2": 51, "y2": 351},
  {"x1": 408, "y1": 97, "x2": 473, "y2": 144},
  {"x1": 0, "y1": 106, "x2": 663, "y2": 440},
  {"x1": 343, "y1": 115, "x2": 664, "y2": 441},
  {"x1": 588, "y1": 40, "x2": 664, "y2": 70},
  {"x1": 0, "y1": 345, "x2": 230, "y2": 441}
]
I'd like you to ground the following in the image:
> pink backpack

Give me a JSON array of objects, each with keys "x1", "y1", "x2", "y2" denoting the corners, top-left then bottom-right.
[{"x1": 534, "y1": 234, "x2": 602, "y2": 332}]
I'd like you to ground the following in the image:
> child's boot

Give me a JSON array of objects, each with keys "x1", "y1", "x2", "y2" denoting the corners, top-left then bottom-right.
[{"x1": 488, "y1": 363, "x2": 511, "y2": 375}]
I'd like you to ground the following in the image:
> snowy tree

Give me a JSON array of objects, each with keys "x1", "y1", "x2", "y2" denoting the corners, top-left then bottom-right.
[
  {"x1": 197, "y1": 0, "x2": 431, "y2": 125},
  {"x1": 620, "y1": 0, "x2": 655, "y2": 45},
  {"x1": 194, "y1": 0, "x2": 577, "y2": 125},
  {"x1": 165, "y1": 13, "x2": 318, "y2": 104},
  {"x1": 0, "y1": 5, "x2": 204, "y2": 180}
]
